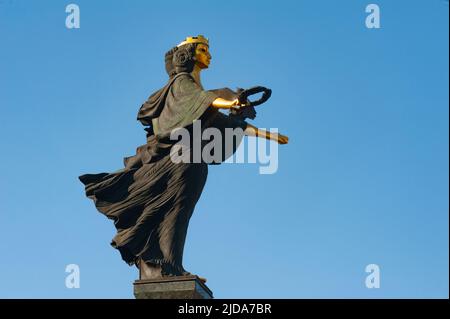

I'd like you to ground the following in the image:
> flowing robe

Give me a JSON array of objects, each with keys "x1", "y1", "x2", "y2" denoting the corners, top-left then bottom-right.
[{"x1": 79, "y1": 73, "x2": 247, "y2": 274}]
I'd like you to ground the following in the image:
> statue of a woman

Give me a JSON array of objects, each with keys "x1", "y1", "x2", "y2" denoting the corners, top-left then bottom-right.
[{"x1": 79, "y1": 35, "x2": 288, "y2": 280}]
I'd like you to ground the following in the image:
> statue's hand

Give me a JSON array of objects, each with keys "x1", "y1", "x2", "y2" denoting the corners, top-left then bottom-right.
[
  {"x1": 212, "y1": 98, "x2": 244, "y2": 110},
  {"x1": 231, "y1": 98, "x2": 248, "y2": 109},
  {"x1": 273, "y1": 133, "x2": 289, "y2": 144}
]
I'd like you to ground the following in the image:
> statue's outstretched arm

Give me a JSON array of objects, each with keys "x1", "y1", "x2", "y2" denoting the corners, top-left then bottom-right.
[
  {"x1": 211, "y1": 97, "x2": 240, "y2": 109},
  {"x1": 244, "y1": 123, "x2": 289, "y2": 145}
]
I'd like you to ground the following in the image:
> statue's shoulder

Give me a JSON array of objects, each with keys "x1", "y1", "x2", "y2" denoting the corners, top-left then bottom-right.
[{"x1": 171, "y1": 73, "x2": 198, "y2": 93}]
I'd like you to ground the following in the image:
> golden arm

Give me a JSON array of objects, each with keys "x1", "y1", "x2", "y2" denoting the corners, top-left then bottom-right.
[
  {"x1": 244, "y1": 123, "x2": 289, "y2": 145},
  {"x1": 211, "y1": 98, "x2": 289, "y2": 144},
  {"x1": 211, "y1": 98, "x2": 239, "y2": 109}
]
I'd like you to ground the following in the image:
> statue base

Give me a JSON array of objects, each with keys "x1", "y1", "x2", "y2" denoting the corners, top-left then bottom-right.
[{"x1": 133, "y1": 275, "x2": 213, "y2": 299}]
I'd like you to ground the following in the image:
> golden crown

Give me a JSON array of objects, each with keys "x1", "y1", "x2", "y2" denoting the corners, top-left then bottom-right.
[{"x1": 177, "y1": 35, "x2": 209, "y2": 47}]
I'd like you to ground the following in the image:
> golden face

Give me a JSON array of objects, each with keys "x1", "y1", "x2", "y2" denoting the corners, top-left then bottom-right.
[{"x1": 195, "y1": 43, "x2": 211, "y2": 69}]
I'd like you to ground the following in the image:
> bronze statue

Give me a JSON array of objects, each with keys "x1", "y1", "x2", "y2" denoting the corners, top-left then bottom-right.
[{"x1": 79, "y1": 35, "x2": 289, "y2": 281}]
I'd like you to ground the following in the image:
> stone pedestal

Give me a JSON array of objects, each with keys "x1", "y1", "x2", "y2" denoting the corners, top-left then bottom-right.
[{"x1": 133, "y1": 275, "x2": 213, "y2": 299}]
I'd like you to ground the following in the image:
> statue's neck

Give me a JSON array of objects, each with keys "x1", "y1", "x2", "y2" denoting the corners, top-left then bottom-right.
[{"x1": 191, "y1": 64, "x2": 203, "y2": 89}]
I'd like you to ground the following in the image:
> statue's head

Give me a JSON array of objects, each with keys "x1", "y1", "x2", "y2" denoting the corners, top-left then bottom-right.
[{"x1": 165, "y1": 35, "x2": 211, "y2": 77}]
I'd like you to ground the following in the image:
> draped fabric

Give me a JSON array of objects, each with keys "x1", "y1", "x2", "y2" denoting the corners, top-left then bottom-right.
[{"x1": 79, "y1": 73, "x2": 247, "y2": 275}]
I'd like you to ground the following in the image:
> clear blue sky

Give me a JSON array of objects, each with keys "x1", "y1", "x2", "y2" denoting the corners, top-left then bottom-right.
[{"x1": 0, "y1": 0, "x2": 448, "y2": 298}]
